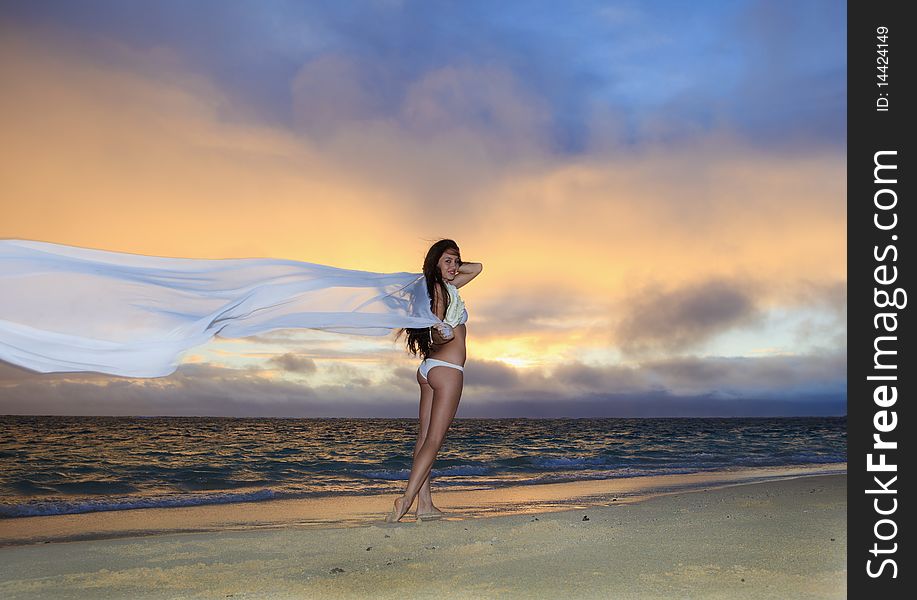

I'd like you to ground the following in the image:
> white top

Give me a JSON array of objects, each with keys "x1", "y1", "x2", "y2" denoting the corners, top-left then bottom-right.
[{"x1": 443, "y1": 283, "x2": 468, "y2": 327}]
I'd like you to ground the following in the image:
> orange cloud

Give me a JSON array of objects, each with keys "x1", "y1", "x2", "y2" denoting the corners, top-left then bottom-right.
[{"x1": 1, "y1": 25, "x2": 845, "y2": 385}]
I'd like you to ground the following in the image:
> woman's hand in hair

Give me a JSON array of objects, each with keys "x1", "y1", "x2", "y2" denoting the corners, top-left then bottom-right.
[{"x1": 451, "y1": 261, "x2": 483, "y2": 288}]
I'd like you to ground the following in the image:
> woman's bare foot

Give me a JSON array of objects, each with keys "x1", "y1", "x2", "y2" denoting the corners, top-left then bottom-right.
[
  {"x1": 385, "y1": 496, "x2": 411, "y2": 523},
  {"x1": 416, "y1": 505, "x2": 445, "y2": 519}
]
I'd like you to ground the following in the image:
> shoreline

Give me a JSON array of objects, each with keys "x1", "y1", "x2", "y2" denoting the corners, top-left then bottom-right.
[
  {"x1": 0, "y1": 471, "x2": 847, "y2": 599},
  {"x1": 0, "y1": 462, "x2": 845, "y2": 548}
]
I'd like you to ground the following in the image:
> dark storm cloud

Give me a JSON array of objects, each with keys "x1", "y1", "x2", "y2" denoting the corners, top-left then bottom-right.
[
  {"x1": 551, "y1": 362, "x2": 647, "y2": 393},
  {"x1": 614, "y1": 277, "x2": 764, "y2": 356},
  {"x1": 386, "y1": 367, "x2": 421, "y2": 393},
  {"x1": 1, "y1": 347, "x2": 845, "y2": 418},
  {"x1": 0, "y1": 361, "x2": 408, "y2": 417},
  {"x1": 549, "y1": 351, "x2": 845, "y2": 399},
  {"x1": 640, "y1": 353, "x2": 846, "y2": 394},
  {"x1": 463, "y1": 359, "x2": 520, "y2": 388}
]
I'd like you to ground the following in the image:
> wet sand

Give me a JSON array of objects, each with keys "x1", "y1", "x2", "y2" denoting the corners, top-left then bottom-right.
[{"x1": 0, "y1": 467, "x2": 846, "y2": 599}]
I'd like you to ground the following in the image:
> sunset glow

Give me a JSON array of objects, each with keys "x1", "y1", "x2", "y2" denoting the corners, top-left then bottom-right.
[{"x1": 0, "y1": 2, "x2": 846, "y2": 417}]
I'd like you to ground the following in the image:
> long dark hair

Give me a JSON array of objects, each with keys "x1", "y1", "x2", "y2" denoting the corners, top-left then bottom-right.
[{"x1": 398, "y1": 239, "x2": 460, "y2": 360}]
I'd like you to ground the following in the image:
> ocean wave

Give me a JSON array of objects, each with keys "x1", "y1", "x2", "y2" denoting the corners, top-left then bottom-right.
[
  {"x1": 0, "y1": 488, "x2": 278, "y2": 518},
  {"x1": 0, "y1": 415, "x2": 847, "y2": 518},
  {"x1": 360, "y1": 464, "x2": 491, "y2": 480}
]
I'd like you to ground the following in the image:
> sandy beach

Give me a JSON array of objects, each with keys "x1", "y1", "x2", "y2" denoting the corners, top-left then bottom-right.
[{"x1": 0, "y1": 466, "x2": 845, "y2": 599}]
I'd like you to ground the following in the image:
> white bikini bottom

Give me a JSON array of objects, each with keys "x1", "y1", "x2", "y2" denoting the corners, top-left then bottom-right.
[{"x1": 418, "y1": 358, "x2": 464, "y2": 381}]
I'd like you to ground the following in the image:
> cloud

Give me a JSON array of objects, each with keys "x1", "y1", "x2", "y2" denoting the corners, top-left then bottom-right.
[
  {"x1": 637, "y1": 352, "x2": 846, "y2": 396},
  {"x1": 547, "y1": 350, "x2": 846, "y2": 399},
  {"x1": 551, "y1": 362, "x2": 648, "y2": 394},
  {"x1": 0, "y1": 362, "x2": 113, "y2": 386},
  {"x1": 1, "y1": 349, "x2": 845, "y2": 418},
  {"x1": 290, "y1": 54, "x2": 380, "y2": 139},
  {"x1": 463, "y1": 359, "x2": 520, "y2": 388},
  {"x1": 614, "y1": 276, "x2": 764, "y2": 357},
  {"x1": 470, "y1": 283, "x2": 588, "y2": 336},
  {"x1": 0, "y1": 24, "x2": 846, "y2": 282},
  {"x1": 0, "y1": 361, "x2": 402, "y2": 417},
  {"x1": 0, "y1": 15, "x2": 846, "y2": 417},
  {"x1": 728, "y1": 0, "x2": 846, "y2": 146},
  {"x1": 266, "y1": 353, "x2": 317, "y2": 373},
  {"x1": 399, "y1": 64, "x2": 552, "y2": 146},
  {"x1": 1, "y1": 1, "x2": 846, "y2": 151}
]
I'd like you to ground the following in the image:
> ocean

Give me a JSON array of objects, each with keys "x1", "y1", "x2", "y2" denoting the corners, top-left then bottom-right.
[{"x1": 0, "y1": 416, "x2": 846, "y2": 519}]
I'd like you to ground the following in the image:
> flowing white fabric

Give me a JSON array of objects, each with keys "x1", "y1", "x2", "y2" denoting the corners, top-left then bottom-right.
[{"x1": 0, "y1": 239, "x2": 442, "y2": 378}]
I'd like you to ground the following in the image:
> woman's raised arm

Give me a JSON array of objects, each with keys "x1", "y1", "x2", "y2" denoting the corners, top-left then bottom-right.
[{"x1": 451, "y1": 261, "x2": 482, "y2": 288}]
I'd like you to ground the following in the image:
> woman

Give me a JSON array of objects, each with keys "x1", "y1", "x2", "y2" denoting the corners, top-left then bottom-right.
[{"x1": 387, "y1": 239, "x2": 482, "y2": 522}]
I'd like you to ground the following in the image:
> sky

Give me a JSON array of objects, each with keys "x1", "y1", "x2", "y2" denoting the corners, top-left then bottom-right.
[{"x1": 0, "y1": 0, "x2": 847, "y2": 417}]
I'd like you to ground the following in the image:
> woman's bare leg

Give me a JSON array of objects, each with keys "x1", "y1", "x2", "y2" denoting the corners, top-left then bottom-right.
[
  {"x1": 387, "y1": 367, "x2": 463, "y2": 522},
  {"x1": 414, "y1": 375, "x2": 440, "y2": 515}
]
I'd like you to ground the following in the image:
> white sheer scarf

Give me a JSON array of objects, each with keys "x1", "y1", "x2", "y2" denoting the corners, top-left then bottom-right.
[{"x1": 0, "y1": 239, "x2": 442, "y2": 378}]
